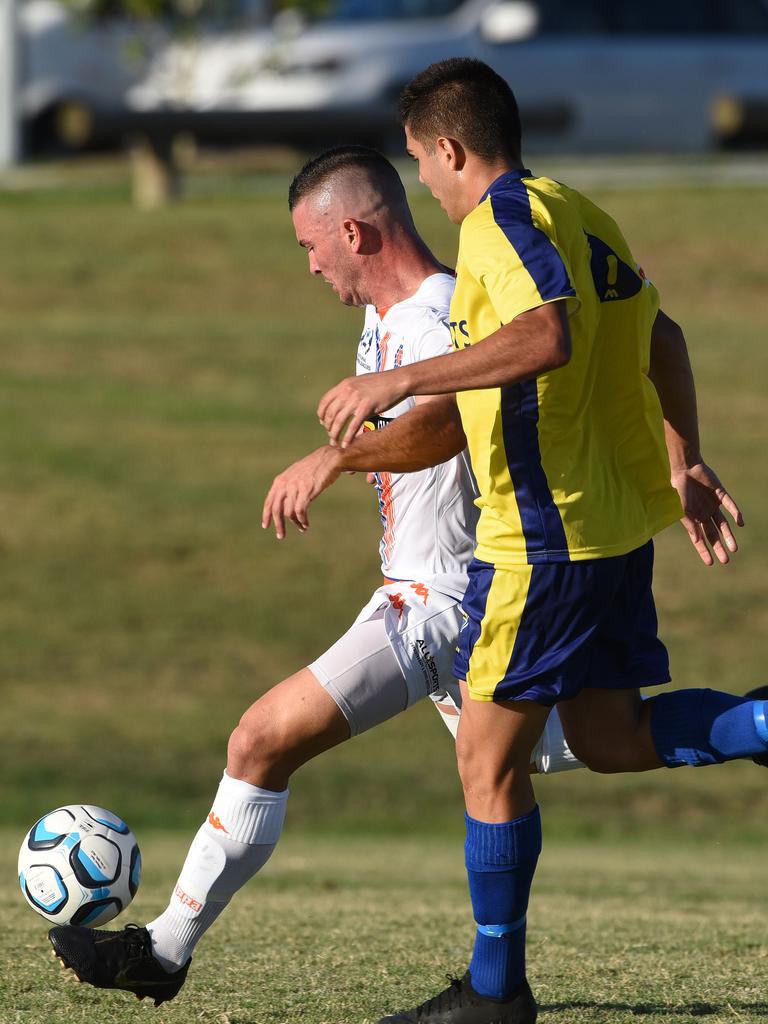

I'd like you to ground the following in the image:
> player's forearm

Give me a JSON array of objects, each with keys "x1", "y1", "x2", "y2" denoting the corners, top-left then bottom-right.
[
  {"x1": 337, "y1": 396, "x2": 466, "y2": 472},
  {"x1": 648, "y1": 310, "x2": 702, "y2": 471},
  {"x1": 397, "y1": 301, "x2": 571, "y2": 397}
]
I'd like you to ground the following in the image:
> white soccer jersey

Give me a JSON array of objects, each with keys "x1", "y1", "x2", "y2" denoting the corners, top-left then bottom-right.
[
  {"x1": 356, "y1": 273, "x2": 478, "y2": 600},
  {"x1": 309, "y1": 272, "x2": 580, "y2": 776}
]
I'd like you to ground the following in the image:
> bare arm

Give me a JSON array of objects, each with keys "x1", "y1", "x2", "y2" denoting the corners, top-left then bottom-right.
[
  {"x1": 338, "y1": 394, "x2": 466, "y2": 472},
  {"x1": 318, "y1": 301, "x2": 571, "y2": 448},
  {"x1": 262, "y1": 395, "x2": 466, "y2": 539},
  {"x1": 649, "y1": 309, "x2": 744, "y2": 565},
  {"x1": 648, "y1": 308, "x2": 702, "y2": 472}
]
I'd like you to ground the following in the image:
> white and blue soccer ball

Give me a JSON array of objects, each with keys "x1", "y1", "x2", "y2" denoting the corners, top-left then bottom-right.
[{"x1": 18, "y1": 804, "x2": 141, "y2": 927}]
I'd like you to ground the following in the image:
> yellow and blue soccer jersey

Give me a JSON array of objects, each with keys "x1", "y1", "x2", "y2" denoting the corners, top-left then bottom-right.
[{"x1": 450, "y1": 168, "x2": 682, "y2": 566}]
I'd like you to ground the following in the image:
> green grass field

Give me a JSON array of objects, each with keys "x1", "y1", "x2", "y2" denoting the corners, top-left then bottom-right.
[
  {"x1": 4, "y1": 832, "x2": 768, "y2": 1024},
  {"x1": 1, "y1": 155, "x2": 767, "y2": 1022}
]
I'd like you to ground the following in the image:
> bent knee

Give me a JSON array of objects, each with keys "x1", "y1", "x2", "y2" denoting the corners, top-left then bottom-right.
[
  {"x1": 455, "y1": 734, "x2": 532, "y2": 794},
  {"x1": 227, "y1": 706, "x2": 289, "y2": 780}
]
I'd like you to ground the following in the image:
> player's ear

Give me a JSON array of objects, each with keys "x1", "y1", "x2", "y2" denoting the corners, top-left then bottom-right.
[
  {"x1": 342, "y1": 218, "x2": 364, "y2": 252},
  {"x1": 437, "y1": 137, "x2": 466, "y2": 173}
]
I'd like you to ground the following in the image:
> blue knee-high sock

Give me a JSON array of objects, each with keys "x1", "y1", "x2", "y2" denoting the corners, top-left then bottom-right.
[
  {"x1": 465, "y1": 806, "x2": 542, "y2": 1000},
  {"x1": 651, "y1": 689, "x2": 768, "y2": 767}
]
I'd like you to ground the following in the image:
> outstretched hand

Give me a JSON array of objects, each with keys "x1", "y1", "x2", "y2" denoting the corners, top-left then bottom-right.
[
  {"x1": 318, "y1": 372, "x2": 409, "y2": 448},
  {"x1": 671, "y1": 461, "x2": 744, "y2": 565},
  {"x1": 262, "y1": 446, "x2": 342, "y2": 540}
]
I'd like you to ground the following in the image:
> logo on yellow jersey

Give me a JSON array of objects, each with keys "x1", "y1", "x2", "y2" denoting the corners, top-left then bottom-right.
[{"x1": 449, "y1": 319, "x2": 470, "y2": 349}]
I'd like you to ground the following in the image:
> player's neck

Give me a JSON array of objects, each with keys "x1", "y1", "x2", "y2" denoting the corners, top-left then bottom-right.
[
  {"x1": 370, "y1": 234, "x2": 445, "y2": 310},
  {"x1": 460, "y1": 157, "x2": 526, "y2": 221}
]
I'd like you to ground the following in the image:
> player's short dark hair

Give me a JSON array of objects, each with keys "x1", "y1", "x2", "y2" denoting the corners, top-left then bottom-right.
[
  {"x1": 288, "y1": 145, "x2": 406, "y2": 211},
  {"x1": 399, "y1": 57, "x2": 522, "y2": 163}
]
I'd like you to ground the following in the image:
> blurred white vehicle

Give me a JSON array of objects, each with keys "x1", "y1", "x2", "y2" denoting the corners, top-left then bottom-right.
[
  {"x1": 20, "y1": 0, "x2": 272, "y2": 150},
  {"x1": 237, "y1": 0, "x2": 768, "y2": 152},
  {"x1": 20, "y1": 0, "x2": 768, "y2": 152}
]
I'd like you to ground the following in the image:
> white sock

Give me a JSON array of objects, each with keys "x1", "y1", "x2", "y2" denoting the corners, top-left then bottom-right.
[
  {"x1": 532, "y1": 710, "x2": 584, "y2": 774},
  {"x1": 146, "y1": 772, "x2": 288, "y2": 971}
]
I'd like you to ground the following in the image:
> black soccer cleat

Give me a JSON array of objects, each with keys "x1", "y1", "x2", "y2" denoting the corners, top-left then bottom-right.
[
  {"x1": 48, "y1": 923, "x2": 190, "y2": 1006},
  {"x1": 745, "y1": 685, "x2": 768, "y2": 767},
  {"x1": 377, "y1": 972, "x2": 537, "y2": 1024}
]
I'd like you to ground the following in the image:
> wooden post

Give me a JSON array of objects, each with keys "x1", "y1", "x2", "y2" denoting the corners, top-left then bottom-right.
[{"x1": 129, "y1": 133, "x2": 180, "y2": 210}]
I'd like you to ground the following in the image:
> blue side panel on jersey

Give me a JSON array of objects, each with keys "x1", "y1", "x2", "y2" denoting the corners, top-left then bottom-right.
[
  {"x1": 487, "y1": 173, "x2": 576, "y2": 305},
  {"x1": 500, "y1": 381, "x2": 569, "y2": 562},
  {"x1": 77, "y1": 848, "x2": 111, "y2": 883}
]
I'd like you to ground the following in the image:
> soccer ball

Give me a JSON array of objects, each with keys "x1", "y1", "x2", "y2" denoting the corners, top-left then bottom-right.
[{"x1": 18, "y1": 804, "x2": 141, "y2": 928}]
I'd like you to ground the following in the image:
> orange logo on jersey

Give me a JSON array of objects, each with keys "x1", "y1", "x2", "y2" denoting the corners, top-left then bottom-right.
[
  {"x1": 207, "y1": 812, "x2": 229, "y2": 834},
  {"x1": 174, "y1": 884, "x2": 203, "y2": 912},
  {"x1": 387, "y1": 592, "x2": 405, "y2": 618},
  {"x1": 410, "y1": 582, "x2": 430, "y2": 605}
]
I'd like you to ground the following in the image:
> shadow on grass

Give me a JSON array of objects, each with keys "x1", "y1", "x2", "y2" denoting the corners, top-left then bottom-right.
[{"x1": 542, "y1": 1001, "x2": 768, "y2": 1018}]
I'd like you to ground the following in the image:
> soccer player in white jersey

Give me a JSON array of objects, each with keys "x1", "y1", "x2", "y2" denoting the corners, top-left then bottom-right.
[{"x1": 47, "y1": 146, "x2": 580, "y2": 1006}]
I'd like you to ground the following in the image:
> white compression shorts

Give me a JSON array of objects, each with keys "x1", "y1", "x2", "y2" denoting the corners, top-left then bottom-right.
[
  {"x1": 309, "y1": 582, "x2": 464, "y2": 737},
  {"x1": 307, "y1": 582, "x2": 582, "y2": 774}
]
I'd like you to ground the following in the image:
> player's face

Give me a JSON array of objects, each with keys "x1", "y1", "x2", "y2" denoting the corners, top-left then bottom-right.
[
  {"x1": 292, "y1": 200, "x2": 365, "y2": 306},
  {"x1": 404, "y1": 125, "x2": 464, "y2": 224}
]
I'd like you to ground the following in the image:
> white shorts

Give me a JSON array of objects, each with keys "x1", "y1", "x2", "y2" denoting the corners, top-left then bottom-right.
[
  {"x1": 308, "y1": 581, "x2": 582, "y2": 774},
  {"x1": 308, "y1": 582, "x2": 463, "y2": 737}
]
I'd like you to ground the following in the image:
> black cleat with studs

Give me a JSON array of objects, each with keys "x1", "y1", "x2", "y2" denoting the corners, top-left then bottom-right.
[
  {"x1": 49, "y1": 923, "x2": 189, "y2": 1007},
  {"x1": 377, "y1": 972, "x2": 537, "y2": 1024}
]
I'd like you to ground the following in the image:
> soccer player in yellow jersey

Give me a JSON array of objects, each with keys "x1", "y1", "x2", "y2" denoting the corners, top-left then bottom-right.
[{"x1": 318, "y1": 60, "x2": 758, "y2": 1024}]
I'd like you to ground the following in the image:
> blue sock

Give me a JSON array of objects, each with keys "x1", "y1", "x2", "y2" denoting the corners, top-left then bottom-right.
[
  {"x1": 651, "y1": 689, "x2": 768, "y2": 767},
  {"x1": 465, "y1": 806, "x2": 542, "y2": 1000}
]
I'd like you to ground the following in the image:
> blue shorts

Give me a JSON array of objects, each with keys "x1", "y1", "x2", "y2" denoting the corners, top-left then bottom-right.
[{"x1": 454, "y1": 541, "x2": 670, "y2": 705}]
